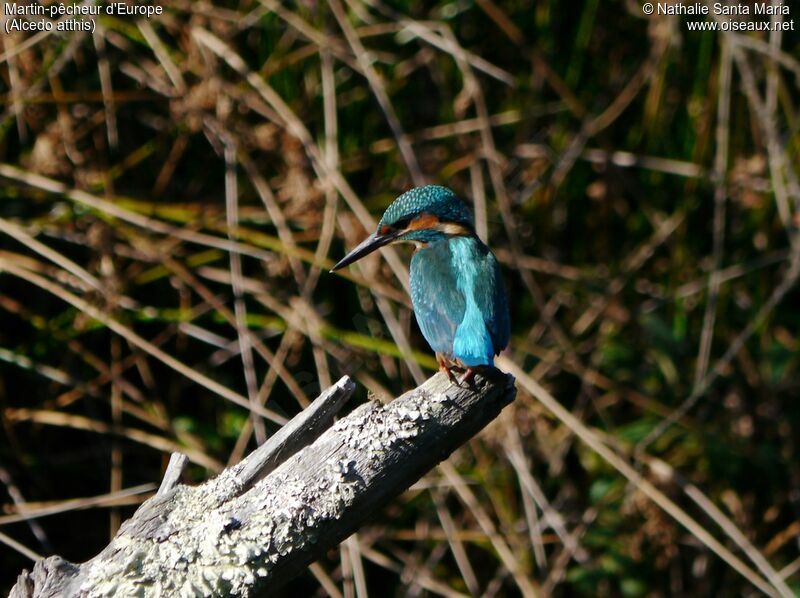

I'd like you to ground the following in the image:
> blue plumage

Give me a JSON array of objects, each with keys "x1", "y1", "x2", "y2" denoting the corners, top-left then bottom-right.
[
  {"x1": 332, "y1": 185, "x2": 510, "y2": 379},
  {"x1": 380, "y1": 186, "x2": 474, "y2": 231},
  {"x1": 411, "y1": 236, "x2": 509, "y2": 367}
]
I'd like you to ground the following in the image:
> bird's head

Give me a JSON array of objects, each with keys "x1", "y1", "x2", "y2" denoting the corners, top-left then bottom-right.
[{"x1": 332, "y1": 185, "x2": 475, "y2": 271}]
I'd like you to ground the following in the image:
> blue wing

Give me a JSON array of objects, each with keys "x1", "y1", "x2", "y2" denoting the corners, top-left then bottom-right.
[
  {"x1": 411, "y1": 237, "x2": 510, "y2": 366},
  {"x1": 477, "y1": 246, "x2": 510, "y2": 355},
  {"x1": 410, "y1": 242, "x2": 464, "y2": 355},
  {"x1": 452, "y1": 238, "x2": 509, "y2": 363}
]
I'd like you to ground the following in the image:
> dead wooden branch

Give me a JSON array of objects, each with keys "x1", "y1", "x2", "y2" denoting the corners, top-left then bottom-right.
[{"x1": 11, "y1": 371, "x2": 516, "y2": 597}]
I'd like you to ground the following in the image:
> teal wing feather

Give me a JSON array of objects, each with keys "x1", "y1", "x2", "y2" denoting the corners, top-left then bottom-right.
[
  {"x1": 410, "y1": 242, "x2": 465, "y2": 356},
  {"x1": 410, "y1": 237, "x2": 510, "y2": 364},
  {"x1": 478, "y1": 247, "x2": 510, "y2": 355},
  {"x1": 452, "y1": 238, "x2": 509, "y2": 364}
]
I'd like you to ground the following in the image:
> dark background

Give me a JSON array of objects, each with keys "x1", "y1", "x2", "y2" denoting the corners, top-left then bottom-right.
[{"x1": 0, "y1": 0, "x2": 799, "y2": 595}]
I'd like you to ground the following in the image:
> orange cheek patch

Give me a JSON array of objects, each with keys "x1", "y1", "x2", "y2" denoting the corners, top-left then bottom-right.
[
  {"x1": 380, "y1": 224, "x2": 393, "y2": 235},
  {"x1": 408, "y1": 213, "x2": 440, "y2": 231}
]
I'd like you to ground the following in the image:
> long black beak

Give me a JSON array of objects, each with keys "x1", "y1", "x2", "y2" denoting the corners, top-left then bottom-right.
[{"x1": 331, "y1": 229, "x2": 400, "y2": 271}]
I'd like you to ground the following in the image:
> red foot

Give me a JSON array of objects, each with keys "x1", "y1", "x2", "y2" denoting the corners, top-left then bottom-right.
[
  {"x1": 437, "y1": 353, "x2": 458, "y2": 383},
  {"x1": 459, "y1": 367, "x2": 476, "y2": 386}
]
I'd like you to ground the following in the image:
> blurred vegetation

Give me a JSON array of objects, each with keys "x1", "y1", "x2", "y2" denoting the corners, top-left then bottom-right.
[{"x1": 1, "y1": 0, "x2": 799, "y2": 595}]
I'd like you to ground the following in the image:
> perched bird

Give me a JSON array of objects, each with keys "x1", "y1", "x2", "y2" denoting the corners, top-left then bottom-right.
[{"x1": 332, "y1": 185, "x2": 510, "y2": 382}]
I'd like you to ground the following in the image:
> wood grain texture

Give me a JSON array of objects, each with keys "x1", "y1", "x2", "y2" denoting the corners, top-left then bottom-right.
[{"x1": 11, "y1": 371, "x2": 515, "y2": 597}]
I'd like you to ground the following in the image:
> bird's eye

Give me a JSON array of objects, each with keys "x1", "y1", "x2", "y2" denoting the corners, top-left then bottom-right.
[{"x1": 394, "y1": 217, "x2": 412, "y2": 230}]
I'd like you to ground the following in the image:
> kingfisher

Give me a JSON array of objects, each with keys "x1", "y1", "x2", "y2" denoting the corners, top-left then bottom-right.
[{"x1": 332, "y1": 185, "x2": 510, "y2": 383}]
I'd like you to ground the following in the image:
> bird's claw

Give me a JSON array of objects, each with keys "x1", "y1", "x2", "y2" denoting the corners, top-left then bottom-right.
[
  {"x1": 437, "y1": 354, "x2": 480, "y2": 387},
  {"x1": 459, "y1": 367, "x2": 476, "y2": 386},
  {"x1": 437, "y1": 353, "x2": 458, "y2": 383}
]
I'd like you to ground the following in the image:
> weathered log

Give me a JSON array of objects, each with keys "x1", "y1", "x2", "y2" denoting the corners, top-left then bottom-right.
[{"x1": 11, "y1": 371, "x2": 516, "y2": 597}]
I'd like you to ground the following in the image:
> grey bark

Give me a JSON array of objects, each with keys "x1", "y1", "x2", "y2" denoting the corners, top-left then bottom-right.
[{"x1": 11, "y1": 371, "x2": 516, "y2": 597}]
